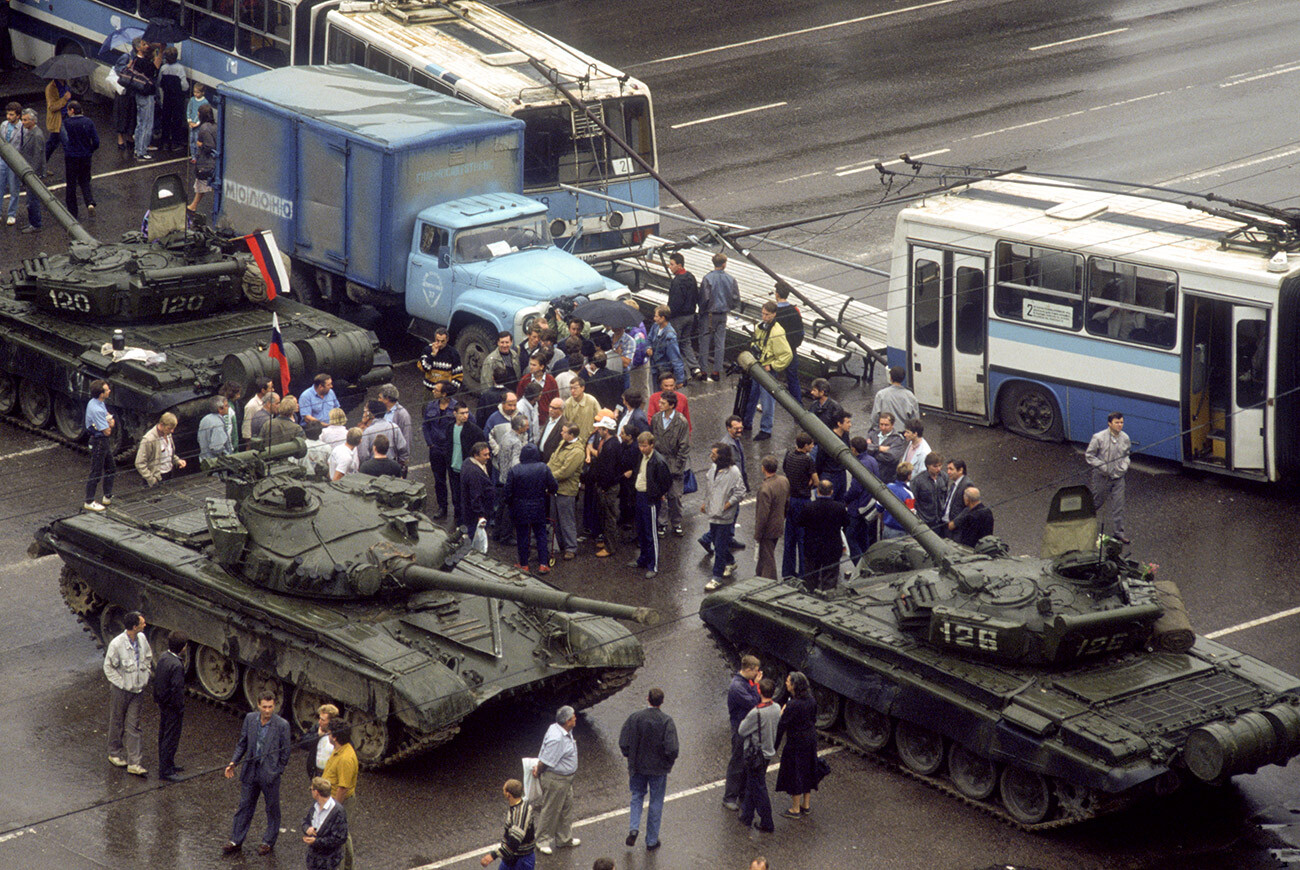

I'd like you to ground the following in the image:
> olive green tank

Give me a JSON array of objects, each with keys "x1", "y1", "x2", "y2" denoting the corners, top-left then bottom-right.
[
  {"x1": 700, "y1": 352, "x2": 1300, "y2": 828},
  {"x1": 0, "y1": 139, "x2": 389, "y2": 455},
  {"x1": 36, "y1": 440, "x2": 655, "y2": 766}
]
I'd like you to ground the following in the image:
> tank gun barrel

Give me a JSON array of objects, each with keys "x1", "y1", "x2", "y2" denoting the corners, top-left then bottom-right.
[
  {"x1": 0, "y1": 137, "x2": 96, "y2": 245},
  {"x1": 141, "y1": 260, "x2": 248, "y2": 283},
  {"x1": 201, "y1": 437, "x2": 308, "y2": 474},
  {"x1": 736, "y1": 351, "x2": 951, "y2": 568},
  {"x1": 391, "y1": 560, "x2": 660, "y2": 626}
]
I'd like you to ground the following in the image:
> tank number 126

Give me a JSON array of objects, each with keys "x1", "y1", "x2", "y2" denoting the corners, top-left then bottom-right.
[
  {"x1": 159, "y1": 295, "x2": 206, "y2": 313},
  {"x1": 937, "y1": 620, "x2": 998, "y2": 652},
  {"x1": 48, "y1": 290, "x2": 91, "y2": 312}
]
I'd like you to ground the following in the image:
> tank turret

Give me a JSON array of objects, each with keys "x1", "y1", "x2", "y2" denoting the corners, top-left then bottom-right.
[
  {"x1": 40, "y1": 439, "x2": 653, "y2": 766},
  {"x1": 0, "y1": 140, "x2": 389, "y2": 453},
  {"x1": 693, "y1": 353, "x2": 1300, "y2": 826}
]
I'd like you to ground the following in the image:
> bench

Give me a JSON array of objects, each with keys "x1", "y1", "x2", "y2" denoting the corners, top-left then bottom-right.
[{"x1": 614, "y1": 236, "x2": 886, "y2": 384}]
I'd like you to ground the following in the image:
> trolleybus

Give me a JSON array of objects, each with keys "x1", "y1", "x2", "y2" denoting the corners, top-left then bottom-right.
[{"x1": 887, "y1": 174, "x2": 1300, "y2": 481}]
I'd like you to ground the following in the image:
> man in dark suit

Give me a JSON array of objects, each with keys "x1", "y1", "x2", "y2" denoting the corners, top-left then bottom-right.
[
  {"x1": 940, "y1": 459, "x2": 974, "y2": 538},
  {"x1": 223, "y1": 692, "x2": 293, "y2": 856},
  {"x1": 753, "y1": 456, "x2": 789, "y2": 579},
  {"x1": 912, "y1": 452, "x2": 949, "y2": 535},
  {"x1": 461, "y1": 441, "x2": 496, "y2": 535},
  {"x1": 796, "y1": 480, "x2": 850, "y2": 591},
  {"x1": 949, "y1": 487, "x2": 994, "y2": 547},
  {"x1": 153, "y1": 629, "x2": 187, "y2": 782},
  {"x1": 447, "y1": 404, "x2": 485, "y2": 528},
  {"x1": 302, "y1": 775, "x2": 349, "y2": 870},
  {"x1": 538, "y1": 397, "x2": 567, "y2": 461},
  {"x1": 865, "y1": 412, "x2": 905, "y2": 485}
]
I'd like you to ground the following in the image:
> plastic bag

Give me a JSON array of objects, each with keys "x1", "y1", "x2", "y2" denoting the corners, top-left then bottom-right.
[
  {"x1": 471, "y1": 519, "x2": 489, "y2": 554},
  {"x1": 521, "y1": 757, "x2": 542, "y2": 804}
]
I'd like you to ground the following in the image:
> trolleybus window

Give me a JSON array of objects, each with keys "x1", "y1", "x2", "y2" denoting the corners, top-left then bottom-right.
[
  {"x1": 1085, "y1": 258, "x2": 1176, "y2": 348},
  {"x1": 520, "y1": 96, "x2": 653, "y2": 187},
  {"x1": 140, "y1": 0, "x2": 183, "y2": 23},
  {"x1": 237, "y1": 0, "x2": 291, "y2": 67},
  {"x1": 188, "y1": 0, "x2": 237, "y2": 50},
  {"x1": 954, "y1": 265, "x2": 986, "y2": 354},
  {"x1": 105, "y1": 0, "x2": 140, "y2": 14},
  {"x1": 914, "y1": 258, "x2": 941, "y2": 348},
  {"x1": 327, "y1": 29, "x2": 367, "y2": 66},
  {"x1": 994, "y1": 242, "x2": 1083, "y2": 330}
]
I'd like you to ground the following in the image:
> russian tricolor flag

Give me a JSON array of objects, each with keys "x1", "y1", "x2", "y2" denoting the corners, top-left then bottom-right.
[
  {"x1": 244, "y1": 230, "x2": 290, "y2": 300},
  {"x1": 268, "y1": 313, "x2": 290, "y2": 396}
]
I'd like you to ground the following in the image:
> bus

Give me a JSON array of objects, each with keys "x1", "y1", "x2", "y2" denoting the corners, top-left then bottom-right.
[
  {"x1": 10, "y1": 0, "x2": 657, "y2": 255},
  {"x1": 310, "y1": 0, "x2": 658, "y2": 255},
  {"x1": 886, "y1": 174, "x2": 1300, "y2": 481}
]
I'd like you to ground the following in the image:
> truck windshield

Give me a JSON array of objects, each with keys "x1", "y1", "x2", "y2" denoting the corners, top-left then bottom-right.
[{"x1": 453, "y1": 216, "x2": 553, "y2": 262}]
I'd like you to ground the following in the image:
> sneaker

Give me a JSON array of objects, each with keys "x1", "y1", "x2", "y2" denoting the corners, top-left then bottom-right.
[
  {"x1": 108, "y1": 755, "x2": 127, "y2": 767},
  {"x1": 137, "y1": 154, "x2": 154, "y2": 161},
  {"x1": 562, "y1": 551, "x2": 575, "y2": 560},
  {"x1": 782, "y1": 808, "x2": 804, "y2": 819},
  {"x1": 644, "y1": 570, "x2": 657, "y2": 579},
  {"x1": 537, "y1": 843, "x2": 554, "y2": 856},
  {"x1": 626, "y1": 559, "x2": 641, "y2": 568},
  {"x1": 673, "y1": 525, "x2": 684, "y2": 537},
  {"x1": 559, "y1": 838, "x2": 580, "y2": 849},
  {"x1": 753, "y1": 431, "x2": 772, "y2": 441},
  {"x1": 537, "y1": 564, "x2": 550, "y2": 575},
  {"x1": 84, "y1": 501, "x2": 105, "y2": 512},
  {"x1": 657, "y1": 526, "x2": 666, "y2": 538},
  {"x1": 87, "y1": 203, "x2": 96, "y2": 214},
  {"x1": 723, "y1": 563, "x2": 736, "y2": 578},
  {"x1": 100, "y1": 497, "x2": 111, "y2": 507},
  {"x1": 722, "y1": 799, "x2": 740, "y2": 811},
  {"x1": 595, "y1": 548, "x2": 612, "y2": 558},
  {"x1": 20, "y1": 225, "x2": 40, "y2": 234},
  {"x1": 126, "y1": 764, "x2": 147, "y2": 776},
  {"x1": 704, "y1": 579, "x2": 722, "y2": 592},
  {"x1": 626, "y1": 830, "x2": 638, "y2": 846},
  {"x1": 513, "y1": 563, "x2": 529, "y2": 571},
  {"x1": 4, "y1": 216, "x2": 13, "y2": 226}
]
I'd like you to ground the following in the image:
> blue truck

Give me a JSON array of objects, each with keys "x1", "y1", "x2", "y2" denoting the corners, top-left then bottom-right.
[{"x1": 214, "y1": 64, "x2": 628, "y2": 389}]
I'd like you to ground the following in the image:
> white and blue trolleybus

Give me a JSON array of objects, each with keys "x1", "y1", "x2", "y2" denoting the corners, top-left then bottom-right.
[{"x1": 887, "y1": 174, "x2": 1300, "y2": 481}]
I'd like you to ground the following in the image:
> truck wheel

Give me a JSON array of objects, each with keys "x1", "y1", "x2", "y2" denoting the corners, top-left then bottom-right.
[
  {"x1": 290, "y1": 263, "x2": 321, "y2": 308},
  {"x1": 455, "y1": 323, "x2": 496, "y2": 394}
]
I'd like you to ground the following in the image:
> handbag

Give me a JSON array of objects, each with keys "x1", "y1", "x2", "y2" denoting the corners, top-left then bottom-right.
[
  {"x1": 743, "y1": 707, "x2": 767, "y2": 771},
  {"x1": 682, "y1": 468, "x2": 698, "y2": 495},
  {"x1": 117, "y1": 60, "x2": 153, "y2": 96}
]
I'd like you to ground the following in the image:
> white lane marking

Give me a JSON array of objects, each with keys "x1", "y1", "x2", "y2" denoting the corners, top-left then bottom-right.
[
  {"x1": 1164, "y1": 144, "x2": 1300, "y2": 184},
  {"x1": 38, "y1": 157, "x2": 190, "y2": 193},
  {"x1": 638, "y1": 0, "x2": 961, "y2": 67},
  {"x1": 967, "y1": 90, "x2": 1171, "y2": 140},
  {"x1": 0, "y1": 555, "x2": 57, "y2": 574},
  {"x1": 0, "y1": 444, "x2": 60, "y2": 461},
  {"x1": 671, "y1": 102, "x2": 788, "y2": 130},
  {"x1": 1205, "y1": 605, "x2": 1300, "y2": 639},
  {"x1": 836, "y1": 148, "x2": 950, "y2": 177},
  {"x1": 1220, "y1": 61, "x2": 1300, "y2": 88},
  {"x1": 777, "y1": 170, "x2": 825, "y2": 184},
  {"x1": 1028, "y1": 27, "x2": 1128, "y2": 52},
  {"x1": 410, "y1": 747, "x2": 843, "y2": 869}
]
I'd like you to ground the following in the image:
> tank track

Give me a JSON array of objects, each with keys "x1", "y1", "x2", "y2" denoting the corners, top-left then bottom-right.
[{"x1": 819, "y1": 729, "x2": 1107, "y2": 832}]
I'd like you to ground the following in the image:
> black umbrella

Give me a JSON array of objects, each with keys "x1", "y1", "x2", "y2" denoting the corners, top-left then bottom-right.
[
  {"x1": 143, "y1": 17, "x2": 187, "y2": 45},
  {"x1": 572, "y1": 298, "x2": 644, "y2": 329},
  {"x1": 33, "y1": 54, "x2": 101, "y2": 80}
]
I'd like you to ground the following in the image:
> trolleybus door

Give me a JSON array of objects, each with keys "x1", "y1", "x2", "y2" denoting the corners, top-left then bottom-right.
[
  {"x1": 1231, "y1": 306, "x2": 1267, "y2": 472},
  {"x1": 909, "y1": 246, "x2": 988, "y2": 418}
]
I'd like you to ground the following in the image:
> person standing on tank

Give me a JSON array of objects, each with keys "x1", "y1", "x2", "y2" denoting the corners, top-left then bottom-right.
[
  {"x1": 1086, "y1": 411, "x2": 1132, "y2": 544},
  {"x1": 104, "y1": 610, "x2": 152, "y2": 776},
  {"x1": 83, "y1": 380, "x2": 116, "y2": 510},
  {"x1": 224, "y1": 691, "x2": 292, "y2": 856},
  {"x1": 299, "y1": 374, "x2": 340, "y2": 427}
]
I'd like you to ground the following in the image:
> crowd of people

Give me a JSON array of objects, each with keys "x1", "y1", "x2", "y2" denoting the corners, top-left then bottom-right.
[{"x1": 1, "y1": 40, "x2": 218, "y2": 235}]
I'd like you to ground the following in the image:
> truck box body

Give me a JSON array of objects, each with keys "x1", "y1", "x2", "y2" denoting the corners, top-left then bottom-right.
[{"x1": 216, "y1": 64, "x2": 524, "y2": 297}]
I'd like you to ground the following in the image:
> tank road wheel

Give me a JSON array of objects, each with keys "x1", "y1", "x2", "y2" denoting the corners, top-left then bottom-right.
[
  {"x1": 59, "y1": 566, "x2": 102, "y2": 617},
  {"x1": 18, "y1": 380, "x2": 53, "y2": 428},
  {"x1": 947, "y1": 743, "x2": 998, "y2": 800},
  {"x1": 242, "y1": 668, "x2": 283, "y2": 712},
  {"x1": 194, "y1": 645, "x2": 241, "y2": 701},
  {"x1": 999, "y1": 382, "x2": 1064, "y2": 441},
  {"x1": 454, "y1": 323, "x2": 497, "y2": 394},
  {"x1": 291, "y1": 686, "x2": 330, "y2": 736},
  {"x1": 348, "y1": 710, "x2": 391, "y2": 766},
  {"x1": 1055, "y1": 781, "x2": 1098, "y2": 817},
  {"x1": 0, "y1": 374, "x2": 16, "y2": 415},
  {"x1": 999, "y1": 766, "x2": 1056, "y2": 825},
  {"x1": 843, "y1": 701, "x2": 892, "y2": 752},
  {"x1": 895, "y1": 721, "x2": 946, "y2": 775},
  {"x1": 98, "y1": 605, "x2": 125, "y2": 647},
  {"x1": 811, "y1": 684, "x2": 842, "y2": 730},
  {"x1": 54, "y1": 394, "x2": 89, "y2": 442}
]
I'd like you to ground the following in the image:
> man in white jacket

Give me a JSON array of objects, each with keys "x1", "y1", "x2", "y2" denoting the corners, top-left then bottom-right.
[
  {"x1": 702, "y1": 443, "x2": 747, "y2": 592},
  {"x1": 104, "y1": 610, "x2": 153, "y2": 776}
]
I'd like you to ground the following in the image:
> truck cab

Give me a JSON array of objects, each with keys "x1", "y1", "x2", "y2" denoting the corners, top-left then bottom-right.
[{"x1": 405, "y1": 192, "x2": 628, "y2": 387}]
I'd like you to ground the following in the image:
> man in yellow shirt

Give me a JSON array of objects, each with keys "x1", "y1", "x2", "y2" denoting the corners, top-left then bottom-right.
[
  {"x1": 323, "y1": 720, "x2": 359, "y2": 869},
  {"x1": 741, "y1": 301, "x2": 793, "y2": 441},
  {"x1": 562, "y1": 376, "x2": 600, "y2": 444}
]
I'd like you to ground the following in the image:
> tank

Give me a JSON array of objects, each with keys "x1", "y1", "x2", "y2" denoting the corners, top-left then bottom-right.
[
  {"x1": 0, "y1": 139, "x2": 390, "y2": 455},
  {"x1": 35, "y1": 439, "x2": 655, "y2": 767},
  {"x1": 700, "y1": 352, "x2": 1300, "y2": 828}
]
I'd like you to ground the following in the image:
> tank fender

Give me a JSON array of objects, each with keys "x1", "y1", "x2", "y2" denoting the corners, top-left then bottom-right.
[
  {"x1": 803, "y1": 645, "x2": 899, "y2": 715},
  {"x1": 551, "y1": 613, "x2": 645, "y2": 669},
  {"x1": 388, "y1": 665, "x2": 476, "y2": 729}
]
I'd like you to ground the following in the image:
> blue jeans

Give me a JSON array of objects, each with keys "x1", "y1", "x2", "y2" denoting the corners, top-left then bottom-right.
[
  {"x1": 709, "y1": 521, "x2": 735, "y2": 577},
  {"x1": 739, "y1": 763, "x2": 773, "y2": 831},
  {"x1": 785, "y1": 358, "x2": 802, "y2": 402},
  {"x1": 629, "y1": 772, "x2": 667, "y2": 847},
  {"x1": 782, "y1": 497, "x2": 808, "y2": 579},
  {"x1": 498, "y1": 853, "x2": 535, "y2": 870},
  {"x1": 743, "y1": 380, "x2": 775, "y2": 434},
  {"x1": 515, "y1": 521, "x2": 549, "y2": 566},
  {"x1": 1, "y1": 165, "x2": 18, "y2": 217},
  {"x1": 133, "y1": 95, "x2": 155, "y2": 157}
]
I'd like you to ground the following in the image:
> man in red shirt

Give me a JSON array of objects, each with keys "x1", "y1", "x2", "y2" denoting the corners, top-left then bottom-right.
[
  {"x1": 516, "y1": 352, "x2": 558, "y2": 409},
  {"x1": 646, "y1": 372, "x2": 691, "y2": 431}
]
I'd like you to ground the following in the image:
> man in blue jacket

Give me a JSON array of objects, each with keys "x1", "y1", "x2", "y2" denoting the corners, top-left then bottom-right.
[
  {"x1": 61, "y1": 101, "x2": 98, "y2": 218},
  {"x1": 503, "y1": 443, "x2": 557, "y2": 573},
  {"x1": 223, "y1": 692, "x2": 293, "y2": 856},
  {"x1": 619, "y1": 687, "x2": 679, "y2": 851},
  {"x1": 721, "y1": 655, "x2": 762, "y2": 810},
  {"x1": 421, "y1": 384, "x2": 459, "y2": 520}
]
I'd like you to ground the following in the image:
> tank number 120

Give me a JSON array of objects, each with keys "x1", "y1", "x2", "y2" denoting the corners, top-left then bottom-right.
[
  {"x1": 937, "y1": 620, "x2": 998, "y2": 651},
  {"x1": 48, "y1": 290, "x2": 91, "y2": 312},
  {"x1": 159, "y1": 295, "x2": 206, "y2": 313}
]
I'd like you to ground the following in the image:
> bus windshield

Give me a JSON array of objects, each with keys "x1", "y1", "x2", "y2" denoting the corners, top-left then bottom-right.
[
  {"x1": 519, "y1": 96, "x2": 653, "y2": 187},
  {"x1": 453, "y1": 216, "x2": 553, "y2": 262}
]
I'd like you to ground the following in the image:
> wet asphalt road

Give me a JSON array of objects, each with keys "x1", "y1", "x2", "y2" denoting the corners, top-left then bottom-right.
[{"x1": 3, "y1": 0, "x2": 1300, "y2": 867}]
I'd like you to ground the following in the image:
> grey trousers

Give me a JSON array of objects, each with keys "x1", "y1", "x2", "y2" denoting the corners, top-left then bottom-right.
[
  {"x1": 659, "y1": 475, "x2": 684, "y2": 528},
  {"x1": 537, "y1": 769, "x2": 576, "y2": 847},
  {"x1": 108, "y1": 685, "x2": 144, "y2": 765},
  {"x1": 554, "y1": 494, "x2": 578, "y2": 553},
  {"x1": 700, "y1": 311, "x2": 729, "y2": 375},
  {"x1": 670, "y1": 314, "x2": 701, "y2": 373},
  {"x1": 1090, "y1": 470, "x2": 1126, "y2": 535}
]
